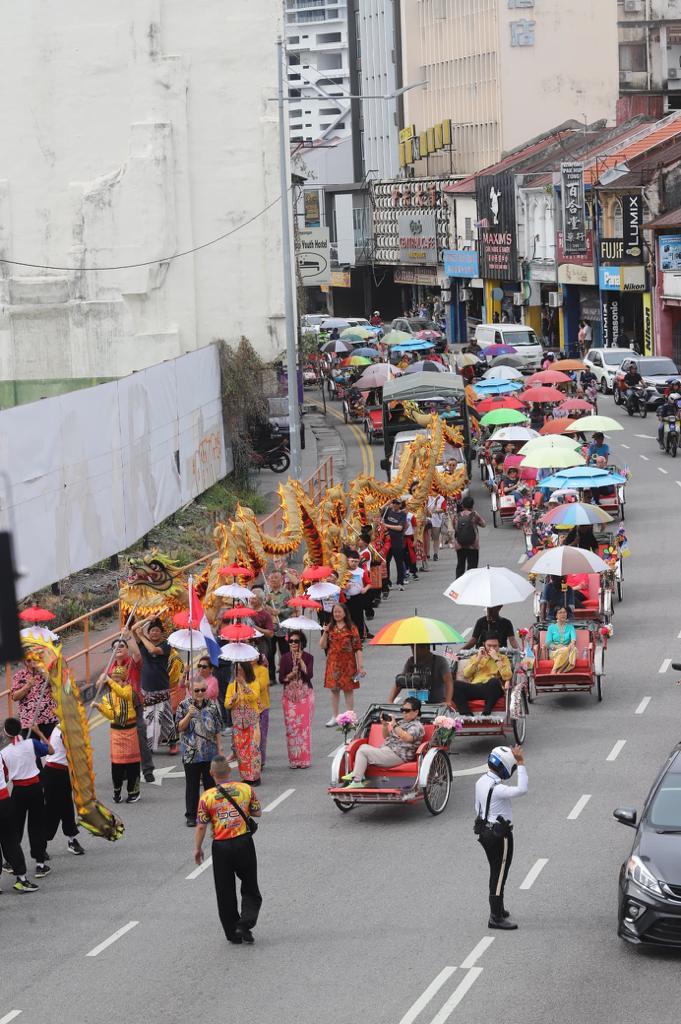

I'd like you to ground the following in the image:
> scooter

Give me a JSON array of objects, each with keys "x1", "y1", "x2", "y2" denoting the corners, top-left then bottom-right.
[
  {"x1": 625, "y1": 385, "x2": 648, "y2": 418},
  {"x1": 252, "y1": 433, "x2": 291, "y2": 473},
  {"x1": 659, "y1": 416, "x2": 679, "y2": 458}
]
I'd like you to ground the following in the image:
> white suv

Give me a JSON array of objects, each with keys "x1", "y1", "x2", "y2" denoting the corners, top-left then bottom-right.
[{"x1": 583, "y1": 347, "x2": 632, "y2": 394}]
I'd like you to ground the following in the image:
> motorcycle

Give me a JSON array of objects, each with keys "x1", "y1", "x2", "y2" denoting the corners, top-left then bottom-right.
[
  {"x1": 660, "y1": 416, "x2": 679, "y2": 458},
  {"x1": 625, "y1": 385, "x2": 648, "y2": 418},
  {"x1": 584, "y1": 382, "x2": 599, "y2": 413},
  {"x1": 252, "y1": 433, "x2": 291, "y2": 473}
]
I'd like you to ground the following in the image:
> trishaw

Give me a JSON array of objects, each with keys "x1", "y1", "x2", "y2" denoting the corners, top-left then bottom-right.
[
  {"x1": 342, "y1": 389, "x2": 364, "y2": 424},
  {"x1": 363, "y1": 405, "x2": 383, "y2": 444},
  {"x1": 528, "y1": 620, "x2": 607, "y2": 702},
  {"x1": 531, "y1": 572, "x2": 613, "y2": 624},
  {"x1": 594, "y1": 527, "x2": 626, "y2": 603},
  {"x1": 490, "y1": 479, "x2": 519, "y2": 528},
  {"x1": 449, "y1": 649, "x2": 530, "y2": 744},
  {"x1": 588, "y1": 466, "x2": 626, "y2": 520},
  {"x1": 328, "y1": 703, "x2": 452, "y2": 815}
]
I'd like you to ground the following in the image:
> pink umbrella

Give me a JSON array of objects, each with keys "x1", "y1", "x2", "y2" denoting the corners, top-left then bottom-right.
[
  {"x1": 525, "y1": 369, "x2": 571, "y2": 386},
  {"x1": 355, "y1": 363, "x2": 401, "y2": 391},
  {"x1": 556, "y1": 398, "x2": 595, "y2": 414},
  {"x1": 519, "y1": 386, "x2": 565, "y2": 403},
  {"x1": 415, "y1": 329, "x2": 442, "y2": 340},
  {"x1": 503, "y1": 454, "x2": 524, "y2": 469}
]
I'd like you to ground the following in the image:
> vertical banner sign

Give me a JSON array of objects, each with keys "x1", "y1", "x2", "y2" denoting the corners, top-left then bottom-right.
[
  {"x1": 622, "y1": 194, "x2": 643, "y2": 261},
  {"x1": 642, "y1": 292, "x2": 653, "y2": 356},
  {"x1": 561, "y1": 162, "x2": 587, "y2": 255},
  {"x1": 601, "y1": 293, "x2": 620, "y2": 349},
  {"x1": 474, "y1": 172, "x2": 517, "y2": 281}
]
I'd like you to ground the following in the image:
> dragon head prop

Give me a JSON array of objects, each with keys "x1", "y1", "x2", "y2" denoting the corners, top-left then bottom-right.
[{"x1": 119, "y1": 551, "x2": 187, "y2": 623}]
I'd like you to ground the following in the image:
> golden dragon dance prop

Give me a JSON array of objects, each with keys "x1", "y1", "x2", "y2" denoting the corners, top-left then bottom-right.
[
  {"x1": 119, "y1": 552, "x2": 188, "y2": 625},
  {"x1": 22, "y1": 633, "x2": 124, "y2": 842}
]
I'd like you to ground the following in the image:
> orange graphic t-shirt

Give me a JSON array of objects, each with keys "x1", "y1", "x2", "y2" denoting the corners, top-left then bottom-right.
[{"x1": 197, "y1": 783, "x2": 261, "y2": 840}]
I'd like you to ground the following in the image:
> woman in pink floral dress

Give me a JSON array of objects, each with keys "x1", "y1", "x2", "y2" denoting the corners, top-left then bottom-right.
[{"x1": 278, "y1": 631, "x2": 315, "y2": 769}]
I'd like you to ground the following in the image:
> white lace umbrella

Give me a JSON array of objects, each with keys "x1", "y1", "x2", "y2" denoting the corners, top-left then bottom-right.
[
  {"x1": 20, "y1": 626, "x2": 60, "y2": 643},
  {"x1": 167, "y1": 629, "x2": 207, "y2": 652},
  {"x1": 444, "y1": 566, "x2": 534, "y2": 607},
  {"x1": 214, "y1": 583, "x2": 255, "y2": 601},
  {"x1": 278, "y1": 615, "x2": 323, "y2": 631},
  {"x1": 219, "y1": 642, "x2": 260, "y2": 662},
  {"x1": 306, "y1": 582, "x2": 341, "y2": 601}
]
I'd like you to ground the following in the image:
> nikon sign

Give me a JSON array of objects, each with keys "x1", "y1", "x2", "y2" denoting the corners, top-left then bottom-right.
[{"x1": 398, "y1": 212, "x2": 437, "y2": 265}]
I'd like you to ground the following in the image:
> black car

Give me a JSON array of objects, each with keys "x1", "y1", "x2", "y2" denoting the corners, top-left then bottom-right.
[{"x1": 614, "y1": 742, "x2": 681, "y2": 947}]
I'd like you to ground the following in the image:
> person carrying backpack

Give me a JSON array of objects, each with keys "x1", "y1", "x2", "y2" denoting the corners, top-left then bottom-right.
[{"x1": 454, "y1": 496, "x2": 486, "y2": 578}]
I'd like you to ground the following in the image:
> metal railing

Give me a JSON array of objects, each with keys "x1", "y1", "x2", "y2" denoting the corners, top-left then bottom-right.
[{"x1": 2, "y1": 455, "x2": 334, "y2": 715}]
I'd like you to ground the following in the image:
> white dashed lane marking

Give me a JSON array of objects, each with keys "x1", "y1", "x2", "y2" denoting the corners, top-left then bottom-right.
[
  {"x1": 186, "y1": 857, "x2": 213, "y2": 881},
  {"x1": 262, "y1": 788, "x2": 295, "y2": 812},
  {"x1": 519, "y1": 858, "x2": 549, "y2": 890},
  {"x1": 659, "y1": 658, "x2": 672, "y2": 674},
  {"x1": 635, "y1": 697, "x2": 651, "y2": 715},
  {"x1": 567, "y1": 794, "x2": 591, "y2": 820},
  {"x1": 606, "y1": 740, "x2": 626, "y2": 762},
  {"x1": 86, "y1": 921, "x2": 139, "y2": 957}
]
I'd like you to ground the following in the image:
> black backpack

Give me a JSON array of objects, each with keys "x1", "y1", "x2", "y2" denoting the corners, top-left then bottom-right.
[{"x1": 455, "y1": 511, "x2": 477, "y2": 548}]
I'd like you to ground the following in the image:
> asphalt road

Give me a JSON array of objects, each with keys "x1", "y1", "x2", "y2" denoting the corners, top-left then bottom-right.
[{"x1": 2, "y1": 398, "x2": 681, "y2": 1024}]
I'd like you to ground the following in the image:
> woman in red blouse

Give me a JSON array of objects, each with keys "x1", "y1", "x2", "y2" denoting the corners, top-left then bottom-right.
[{"x1": 319, "y1": 603, "x2": 365, "y2": 726}]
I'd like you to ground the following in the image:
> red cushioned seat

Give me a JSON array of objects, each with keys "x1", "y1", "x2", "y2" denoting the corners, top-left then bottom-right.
[
  {"x1": 467, "y1": 697, "x2": 505, "y2": 713},
  {"x1": 535, "y1": 658, "x2": 591, "y2": 676},
  {"x1": 362, "y1": 722, "x2": 434, "y2": 778}
]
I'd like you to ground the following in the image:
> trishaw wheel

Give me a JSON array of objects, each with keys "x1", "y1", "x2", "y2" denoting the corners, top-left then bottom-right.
[
  {"x1": 600, "y1": 378, "x2": 607, "y2": 394},
  {"x1": 423, "y1": 750, "x2": 451, "y2": 815},
  {"x1": 512, "y1": 705, "x2": 527, "y2": 745},
  {"x1": 617, "y1": 578, "x2": 623, "y2": 602},
  {"x1": 596, "y1": 675, "x2": 603, "y2": 702},
  {"x1": 334, "y1": 797, "x2": 357, "y2": 813},
  {"x1": 527, "y1": 675, "x2": 536, "y2": 703},
  {"x1": 343, "y1": 406, "x2": 348, "y2": 424},
  {"x1": 492, "y1": 508, "x2": 498, "y2": 528}
]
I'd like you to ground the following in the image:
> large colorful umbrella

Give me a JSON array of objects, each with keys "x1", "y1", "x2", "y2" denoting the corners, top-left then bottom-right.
[
  {"x1": 483, "y1": 344, "x2": 518, "y2": 356},
  {"x1": 349, "y1": 346, "x2": 380, "y2": 359},
  {"x1": 382, "y1": 329, "x2": 413, "y2": 345},
  {"x1": 539, "y1": 502, "x2": 613, "y2": 528},
  {"x1": 444, "y1": 566, "x2": 534, "y2": 607},
  {"x1": 519, "y1": 386, "x2": 566, "y2": 404},
  {"x1": 525, "y1": 369, "x2": 571, "y2": 386},
  {"x1": 391, "y1": 340, "x2": 433, "y2": 352},
  {"x1": 288, "y1": 596, "x2": 322, "y2": 610},
  {"x1": 219, "y1": 563, "x2": 256, "y2": 579},
  {"x1": 491, "y1": 354, "x2": 525, "y2": 368},
  {"x1": 474, "y1": 378, "x2": 523, "y2": 392},
  {"x1": 482, "y1": 365, "x2": 523, "y2": 381},
  {"x1": 340, "y1": 355, "x2": 372, "y2": 367},
  {"x1": 480, "y1": 408, "x2": 528, "y2": 426},
  {"x1": 221, "y1": 607, "x2": 252, "y2": 620},
  {"x1": 321, "y1": 338, "x2": 352, "y2": 354},
  {"x1": 565, "y1": 415, "x2": 623, "y2": 433},
  {"x1": 476, "y1": 396, "x2": 526, "y2": 414},
  {"x1": 538, "y1": 467, "x2": 627, "y2": 489},
  {"x1": 369, "y1": 616, "x2": 465, "y2": 646},
  {"x1": 457, "y1": 353, "x2": 481, "y2": 368},
  {"x1": 404, "y1": 360, "x2": 447, "y2": 374},
  {"x1": 556, "y1": 398, "x2": 594, "y2": 414},
  {"x1": 519, "y1": 447, "x2": 586, "y2": 470},
  {"x1": 490, "y1": 425, "x2": 539, "y2": 442},
  {"x1": 340, "y1": 326, "x2": 373, "y2": 341},
  {"x1": 539, "y1": 417, "x2": 576, "y2": 435},
  {"x1": 523, "y1": 546, "x2": 609, "y2": 575},
  {"x1": 552, "y1": 359, "x2": 585, "y2": 371},
  {"x1": 518, "y1": 435, "x2": 582, "y2": 455},
  {"x1": 356, "y1": 363, "x2": 400, "y2": 390}
]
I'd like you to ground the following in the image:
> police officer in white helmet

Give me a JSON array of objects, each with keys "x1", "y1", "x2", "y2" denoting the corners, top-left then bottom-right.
[{"x1": 474, "y1": 744, "x2": 527, "y2": 930}]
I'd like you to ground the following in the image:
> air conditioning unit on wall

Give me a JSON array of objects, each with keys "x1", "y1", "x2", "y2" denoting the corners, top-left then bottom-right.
[
  {"x1": 620, "y1": 70, "x2": 633, "y2": 84},
  {"x1": 669, "y1": 68, "x2": 680, "y2": 80},
  {"x1": 548, "y1": 292, "x2": 563, "y2": 308},
  {"x1": 624, "y1": 0, "x2": 642, "y2": 13}
]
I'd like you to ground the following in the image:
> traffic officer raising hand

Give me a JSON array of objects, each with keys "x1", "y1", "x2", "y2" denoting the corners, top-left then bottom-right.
[{"x1": 474, "y1": 745, "x2": 528, "y2": 931}]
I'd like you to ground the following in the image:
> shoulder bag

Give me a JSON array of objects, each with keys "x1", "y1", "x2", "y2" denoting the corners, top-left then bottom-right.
[{"x1": 217, "y1": 784, "x2": 259, "y2": 835}]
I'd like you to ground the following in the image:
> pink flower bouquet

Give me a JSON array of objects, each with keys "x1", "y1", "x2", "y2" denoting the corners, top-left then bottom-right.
[
  {"x1": 432, "y1": 714, "x2": 463, "y2": 746},
  {"x1": 336, "y1": 710, "x2": 359, "y2": 739}
]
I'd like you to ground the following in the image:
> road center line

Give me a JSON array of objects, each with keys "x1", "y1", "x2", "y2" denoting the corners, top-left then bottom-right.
[
  {"x1": 0, "y1": 1012, "x2": 22, "y2": 1024},
  {"x1": 519, "y1": 857, "x2": 549, "y2": 890},
  {"x1": 635, "y1": 696, "x2": 651, "y2": 715},
  {"x1": 640, "y1": 454, "x2": 649, "y2": 461},
  {"x1": 620, "y1": 443, "x2": 630, "y2": 449},
  {"x1": 659, "y1": 658, "x2": 672, "y2": 674},
  {"x1": 606, "y1": 740, "x2": 626, "y2": 762},
  {"x1": 676, "y1": 481, "x2": 681, "y2": 489},
  {"x1": 186, "y1": 856, "x2": 213, "y2": 881},
  {"x1": 86, "y1": 921, "x2": 139, "y2": 957},
  {"x1": 567, "y1": 794, "x2": 591, "y2": 820},
  {"x1": 398, "y1": 967, "x2": 457, "y2": 1024},
  {"x1": 460, "y1": 936, "x2": 494, "y2": 969},
  {"x1": 429, "y1": 967, "x2": 483, "y2": 1024},
  {"x1": 658, "y1": 467, "x2": 669, "y2": 475},
  {"x1": 635, "y1": 434, "x2": 655, "y2": 440},
  {"x1": 262, "y1": 788, "x2": 295, "y2": 812}
]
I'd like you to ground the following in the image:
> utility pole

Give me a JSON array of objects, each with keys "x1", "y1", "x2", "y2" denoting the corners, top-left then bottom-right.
[{"x1": 277, "y1": 34, "x2": 302, "y2": 480}]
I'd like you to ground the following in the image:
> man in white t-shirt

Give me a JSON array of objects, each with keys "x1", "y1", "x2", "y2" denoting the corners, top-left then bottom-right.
[
  {"x1": 427, "y1": 495, "x2": 445, "y2": 561},
  {"x1": 43, "y1": 725, "x2": 85, "y2": 856},
  {"x1": 1, "y1": 717, "x2": 52, "y2": 877}
]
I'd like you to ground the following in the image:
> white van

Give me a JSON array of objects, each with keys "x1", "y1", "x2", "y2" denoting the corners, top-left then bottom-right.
[
  {"x1": 389, "y1": 429, "x2": 468, "y2": 489},
  {"x1": 474, "y1": 323, "x2": 543, "y2": 372}
]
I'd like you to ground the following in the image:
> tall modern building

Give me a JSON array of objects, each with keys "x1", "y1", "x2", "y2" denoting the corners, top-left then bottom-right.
[
  {"x1": 350, "y1": 0, "x2": 403, "y2": 180},
  {"x1": 399, "y1": 0, "x2": 619, "y2": 175},
  {"x1": 618, "y1": 0, "x2": 681, "y2": 120},
  {"x1": 286, "y1": 0, "x2": 352, "y2": 146}
]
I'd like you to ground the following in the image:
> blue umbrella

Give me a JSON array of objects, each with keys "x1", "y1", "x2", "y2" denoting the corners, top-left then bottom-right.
[
  {"x1": 392, "y1": 340, "x2": 433, "y2": 352},
  {"x1": 540, "y1": 467, "x2": 627, "y2": 489},
  {"x1": 474, "y1": 379, "x2": 524, "y2": 395},
  {"x1": 351, "y1": 346, "x2": 380, "y2": 358}
]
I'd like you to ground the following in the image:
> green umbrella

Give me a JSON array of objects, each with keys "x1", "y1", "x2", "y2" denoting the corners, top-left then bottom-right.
[
  {"x1": 340, "y1": 327, "x2": 373, "y2": 341},
  {"x1": 565, "y1": 415, "x2": 623, "y2": 433},
  {"x1": 479, "y1": 408, "x2": 529, "y2": 427},
  {"x1": 383, "y1": 330, "x2": 413, "y2": 345}
]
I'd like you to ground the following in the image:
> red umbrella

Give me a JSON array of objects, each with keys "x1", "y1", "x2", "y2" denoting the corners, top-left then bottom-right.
[
  {"x1": 475, "y1": 396, "x2": 526, "y2": 413},
  {"x1": 287, "y1": 596, "x2": 322, "y2": 610},
  {"x1": 503, "y1": 454, "x2": 525, "y2": 469},
  {"x1": 219, "y1": 564, "x2": 255, "y2": 579},
  {"x1": 172, "y1": 609, "x2": 195, "y2": 629},
  {"x1": 19, "y1": 606, "x2": 56, "y2": 623},
  {"x1": 519, "y1": 386, "x2": 565, "y2": 404},
  {"x1": 221, "y1": 607, "x2": 252, "y2": 620},
  {"x1": 539, "y1": 417, "x2": 576, "y2": 435},
  {"x1": 220, "y1": 624, "x2": 257, "y2": 642},
  {"x1": 301, "y1": 565, "x2": 334, "y2": 581},
  {"x1": 556, "y1": 398, "x2": 594, "y2": 414},
  {"x1": 525, "y1": 369, "x2": 571, "y2": 386}
]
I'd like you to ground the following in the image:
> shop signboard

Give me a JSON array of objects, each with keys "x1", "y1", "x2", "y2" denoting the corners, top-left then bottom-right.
[
  {"x1": 304, "y1": 190, "x2": 321, "y2": 228},
  {"x1": 443, "y1": 249, "x2": 479, "y2": 278},
  {"x1": 598, "y1": 265, "x2": 646, "y2": 292},
  {"x1": 475, "y1": 172, "x2": 517, "y2": 282},
  {"x1": 558, "y1": 263, "x2": 595, "y2": 286},
  {"x1": 398, "y1": 212, "x2": 438, "y2": 265},
  {"x1": 295, "y1": 227, "x2": 331, "y2": 285},
  {"x1": 560, "y1": 163, "x2": 587, "y2": 255},
  {"x1": 599, "y1": 237, "x2": 643, "y2": 265},
  {"x1": 601, "y1": 293, "x2": 620, "y2": 349},
  {"x1": 659, "y1": 234, "x2": 681, "y2": 272},
  {"x1": 642, "y1": 292, "x2": 653, "y2": 357},
  {"x1": 622, "y1": 194, "x2": 643, "y2": 261},
  {"x1": 394, "y1": 266, "x2": 439, "y2": 286},
  {"x1": 330, "y1": 270, "x2": 351, "y2": 287},
  {"x1": 556, "y1": 230, "x2": 593, "y2": 267}
]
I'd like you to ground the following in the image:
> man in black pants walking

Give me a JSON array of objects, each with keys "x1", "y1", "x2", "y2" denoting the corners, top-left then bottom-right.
[
  {"x1": 195, "y1": 755, "x2": 262, "y2": 944},
  {"x1": 1, "y1": 717, "x2": 52, "y2": 877},
  {"x1": 0, "y1": 772, "x2": 39, "y2": 892},
  {"x1": 176, "y1": 680, "x2": 224, "y2": 827},
  {"x1": 382, "y1": 498, "x2": 408, "y2": 591},
  {"x1": 474, "y1": 745, "x2": 527, "y2": 929},
  {"x1": 43, "y1": 724, "x2": 85, "y2": 855}
]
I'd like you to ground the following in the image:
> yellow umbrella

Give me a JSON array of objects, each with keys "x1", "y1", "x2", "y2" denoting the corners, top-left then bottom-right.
[
  {"x1": 519, "y1": 447, "x2": 586, "y2": 470},
  {"x1": 518, "y1": 435, "x2": 582, "y2": 456}
]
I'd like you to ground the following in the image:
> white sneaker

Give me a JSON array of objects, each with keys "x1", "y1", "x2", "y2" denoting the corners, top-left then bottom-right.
[{"x1": 325, "y1": 717, "x2": 337, "y2": 727}]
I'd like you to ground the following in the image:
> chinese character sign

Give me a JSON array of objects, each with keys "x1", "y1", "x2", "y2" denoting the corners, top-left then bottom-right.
[
  {"x1": 509, "y1": 0, "x2": 535, "y2": 47},
  {"x1": 561, "y1": 162, "x2": 587, "y2": 256},
  {"x1": 475, "y1": 173, "x2": 517, "y2": 282}
]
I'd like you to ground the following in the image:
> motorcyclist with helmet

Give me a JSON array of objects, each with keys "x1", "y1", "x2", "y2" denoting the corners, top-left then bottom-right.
[
  {"x1": 657, "y1": 385, "x2": 681, "y2": 451},
  {"x1": 474, "y1": 745, "x2": 528, "y2": 930}
]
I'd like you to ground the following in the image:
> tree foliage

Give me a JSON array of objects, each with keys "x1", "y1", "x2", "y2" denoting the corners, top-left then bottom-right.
[{"x1": 217, "y1": 337, "x2": 269, "y2": 484}]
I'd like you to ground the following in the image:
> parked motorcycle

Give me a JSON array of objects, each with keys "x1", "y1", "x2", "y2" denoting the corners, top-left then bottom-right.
[{"x1": 252, "y1": 432, "x2": 291, "y2": 473}]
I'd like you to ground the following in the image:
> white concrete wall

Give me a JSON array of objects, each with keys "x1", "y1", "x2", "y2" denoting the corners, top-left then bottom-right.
[
  {"x1": 0, "y1": 0, "x2": 288, "y2": 386},
  {"x1": 357, "y1": 0, "x2": 401, "y2": 179},
  {"x1": 498, "y1": 0, "x2": 618, "y2": 154}
]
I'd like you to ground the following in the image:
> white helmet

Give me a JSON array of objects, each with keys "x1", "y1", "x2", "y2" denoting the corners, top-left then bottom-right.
[
  {"x1": 669, "y1": 393, "x2": 681, "y2": 402},
  {"x1": 488, "y1": 745, "x2": 517, "y2": 780}
]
